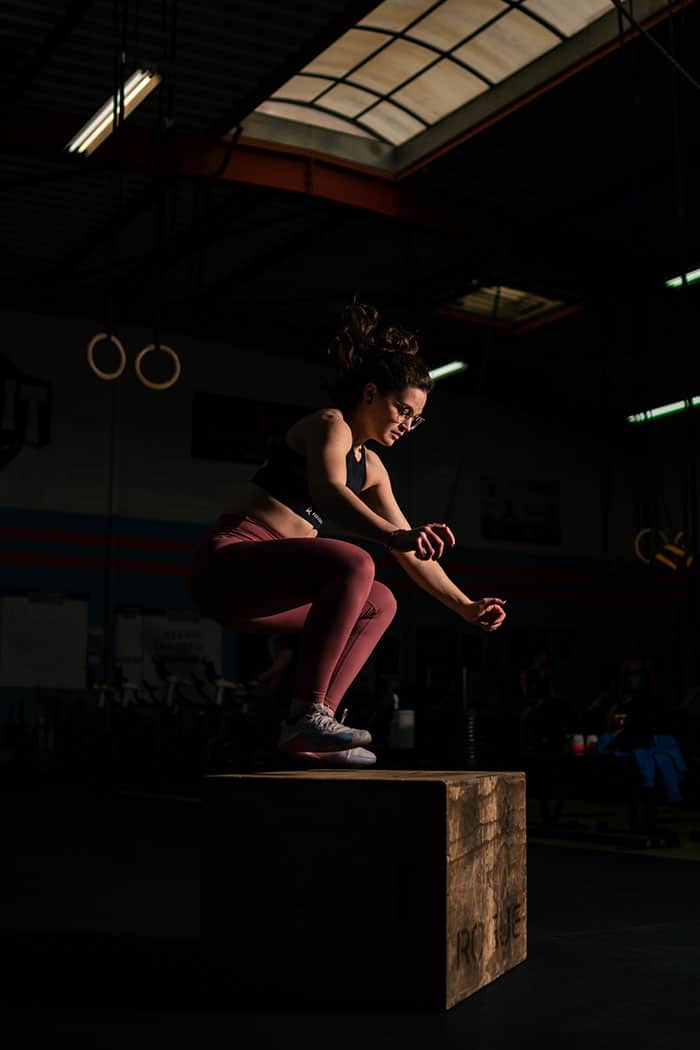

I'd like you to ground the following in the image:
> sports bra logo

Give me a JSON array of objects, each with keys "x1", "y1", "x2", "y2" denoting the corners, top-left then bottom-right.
[{"x1": 305, "y1": 507, "x2": 323, "y2": 527}]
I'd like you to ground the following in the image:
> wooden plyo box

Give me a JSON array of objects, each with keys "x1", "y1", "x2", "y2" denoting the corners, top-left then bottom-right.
[{"x1": 202, "y1": 770, "x2": 526, "y2": 1011}]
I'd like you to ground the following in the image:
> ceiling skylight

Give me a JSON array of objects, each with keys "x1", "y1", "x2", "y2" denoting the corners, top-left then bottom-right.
[
  {"x1": 450, "y1": 285, "x2": 565, "y2": 324},
  {"x1": 242, "y1": 0, "x2": 644, "y2": 171}
]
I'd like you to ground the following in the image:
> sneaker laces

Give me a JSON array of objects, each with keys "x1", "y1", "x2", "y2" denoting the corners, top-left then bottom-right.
[
  {"x1": 304, "y1": 704, "x2": 348, "y2": 735},
  {"x1": 319, "y1": 702, "x2": 350, "y2": 725}
]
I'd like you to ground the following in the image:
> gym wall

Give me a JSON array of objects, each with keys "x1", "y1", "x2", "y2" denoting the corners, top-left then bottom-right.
[{"x1": 0, "y1": 308, "x2": 685, "y2": 704}]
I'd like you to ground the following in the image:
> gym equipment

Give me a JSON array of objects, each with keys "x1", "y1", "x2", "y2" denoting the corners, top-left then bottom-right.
[
  {"x1": 634, "y1": 527, "x2": 695, "y2": 572},
  {"x1": 204, "y1": 769, "x2": 527, "y2": 1010}
]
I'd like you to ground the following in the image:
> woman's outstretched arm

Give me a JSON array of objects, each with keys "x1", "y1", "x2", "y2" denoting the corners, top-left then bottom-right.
[{"x1": 360, "y1": 450, "x2": 506, "y2": 631}]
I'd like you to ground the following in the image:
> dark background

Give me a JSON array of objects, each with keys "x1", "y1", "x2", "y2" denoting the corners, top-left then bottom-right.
[{"x1": 2, "y1": 3, "x2": 700, "y2": 1042}]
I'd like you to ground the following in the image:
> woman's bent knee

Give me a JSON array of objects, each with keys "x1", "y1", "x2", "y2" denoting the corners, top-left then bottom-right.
[
  {"x1": 370, "y1": 580, "x2": 398, "y2": 621},
  {"x1": 318, "y1": 539, "x2": 376, "y2": 581}
]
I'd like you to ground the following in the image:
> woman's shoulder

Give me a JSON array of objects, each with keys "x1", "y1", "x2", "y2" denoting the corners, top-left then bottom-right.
[{"x1": 288, "y1": 407, "x2": 352, "y2": 450}]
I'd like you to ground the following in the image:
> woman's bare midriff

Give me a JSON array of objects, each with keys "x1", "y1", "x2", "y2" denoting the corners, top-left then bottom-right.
[{"x1": 229, "y1": 482, "x2": 319, "y2": 540}]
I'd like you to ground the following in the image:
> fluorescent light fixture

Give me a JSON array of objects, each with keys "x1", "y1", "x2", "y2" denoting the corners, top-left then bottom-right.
[
  {"x1": 627, "y1": 396, "x2": 700, "y2": 423},
  {"x1": 665, "y1": 267, "x2": 700, "y2": 289},
  {"x1": 429, "y1": 360, "x2": 468, "y2": 380},
  {"x1": 66, "y1": 70, "x2": 161, "y2": 155}
]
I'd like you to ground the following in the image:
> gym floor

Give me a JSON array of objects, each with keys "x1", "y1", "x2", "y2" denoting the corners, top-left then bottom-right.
[{"x1": 3, "y1": 779, "x2": 700, "y2": 1049}]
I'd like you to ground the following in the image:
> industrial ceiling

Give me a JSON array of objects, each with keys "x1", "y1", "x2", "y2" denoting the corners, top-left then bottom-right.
[{"x1": 1, "y1": 0, "x2": 699, "y2": 433}]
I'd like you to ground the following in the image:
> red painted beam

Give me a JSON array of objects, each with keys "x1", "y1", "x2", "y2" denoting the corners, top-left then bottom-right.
[
  {"x1": 8, "y1": 106, "x2": 458, "y2": 232},
  {"x1": 8, "y1": 0, "x2": 696, "y2": 228}
]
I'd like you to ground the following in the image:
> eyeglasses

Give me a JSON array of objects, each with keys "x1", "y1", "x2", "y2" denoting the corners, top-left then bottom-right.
[{"x1": 392, "y1": 400, "x2": 425, "y2": 430}]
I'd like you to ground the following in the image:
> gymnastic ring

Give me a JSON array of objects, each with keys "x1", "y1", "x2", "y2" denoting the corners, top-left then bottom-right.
[
  {"x1": 134, "y1": 343, "x2": 181, "y2": 390},
  {"x1": 634, "y1": 528, "x2": 653, "y2": 565},
  {"x1": 87, "y1": 332, "x2": 126, "y2": 381},
  {"x1": 633, "y1": 527, "x2": 668, "y2": 565}
]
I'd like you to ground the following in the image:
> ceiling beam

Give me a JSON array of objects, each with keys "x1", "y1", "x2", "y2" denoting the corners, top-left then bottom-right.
[
  {"x1": 2, "y1": 106, "x2": 607, "y2": 312},
  {"x1": 11, "y1": 102, "x2": 695, "y2": 294},
  {"x1": 8, "y1": 105, "x2": 672, "y2": 304},
  {"x1": 6, "y1": 106, "x2": 456, "y2": 231}
]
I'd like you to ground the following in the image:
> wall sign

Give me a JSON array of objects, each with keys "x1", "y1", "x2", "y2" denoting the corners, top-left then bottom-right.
[{"x1": 0, "y1": 353, "x2": 52, "y2": 469}]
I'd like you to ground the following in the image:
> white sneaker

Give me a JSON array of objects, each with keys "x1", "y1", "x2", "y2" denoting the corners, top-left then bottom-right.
[
  {"x1": 290, "y1": 746, "x2": 376, "y2": 768},
  {"x1": 278, "y1": 702, "x2": 372, "y2": 755}
]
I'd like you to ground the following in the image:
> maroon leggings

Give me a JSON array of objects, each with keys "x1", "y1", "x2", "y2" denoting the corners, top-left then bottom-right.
[{"x1": 188, "y1": 515, "x2": 397, "y2": 713}]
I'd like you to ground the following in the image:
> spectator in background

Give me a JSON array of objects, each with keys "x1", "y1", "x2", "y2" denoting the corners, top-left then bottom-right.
[{"x1": 602, "y1": 637, "x2": 660, "y2": 736}]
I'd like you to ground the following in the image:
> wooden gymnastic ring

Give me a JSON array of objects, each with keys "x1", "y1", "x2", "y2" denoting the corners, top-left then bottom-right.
[
  {"x1": 634, "y1": 527, "x2": 668, "y2": 565},
  {"x1": 634, "y1": 528, "x2": 653, "y2": 565},
  {"x1": 134, "y1": 343, "x2": 181, "y2": 390},
  {"x1": 87, "y1": 332, "x2": 126, "y2": 381}
]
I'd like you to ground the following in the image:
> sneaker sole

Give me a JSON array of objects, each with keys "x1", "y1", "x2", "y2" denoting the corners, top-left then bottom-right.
[
  {"x1": 279, "y1": 730, "x2": 371, "y2": 754},
  {"x1": 289, "y1": 748, "x2": 376, "y2": 768}
]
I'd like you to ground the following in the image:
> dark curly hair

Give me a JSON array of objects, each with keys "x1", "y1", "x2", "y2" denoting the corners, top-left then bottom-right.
[{"x1": 323, "y1": 300, "x2": 433, "y2": 411}]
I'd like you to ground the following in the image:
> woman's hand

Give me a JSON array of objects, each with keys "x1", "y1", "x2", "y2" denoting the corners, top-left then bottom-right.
[
  {"x1": 388, "y1": 523, "x2": 455, "y2": 560},
  {"x1": 459, "y1": 597, "x2": 507, "y2": 632}
]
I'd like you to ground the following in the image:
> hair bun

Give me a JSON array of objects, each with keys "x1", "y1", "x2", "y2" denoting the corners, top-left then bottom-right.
[
  {"x1": 327, "y1": 298, "x2": 420, "y2": 372},
  {"x1": 380, "y1": 324, "x2": 419, "y2": 355},
  {"x1": 340, "y1": 300, "x2": 419, "y2": 355},
  {"x1": 342, "y1": 301, "x2": 378, "y2": 346},
  {"x1": 322, "y1": 297, "x2": 432, "y2": 409}
]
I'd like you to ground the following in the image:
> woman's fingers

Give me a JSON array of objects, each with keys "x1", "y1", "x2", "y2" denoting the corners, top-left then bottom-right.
[
  {"x1": 424, "y1": 526, "x2": 444, "y2": 559},
  {"x1": 417, "y1": 534, "x2": 430, "y2": 559},
  {"x1": 478, "y1": 599, "x2": 507, "y2": 628},
  {"x1": 437, "y1": 523, "x2": 456, "y2": 546},
  {"x1": 405, "y1": 522, "x2": 457, "y2": 559}
]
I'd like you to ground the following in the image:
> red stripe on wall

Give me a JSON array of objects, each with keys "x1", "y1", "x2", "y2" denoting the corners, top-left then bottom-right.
[
  {"x1": 0, "y1": 525, "x2": 195, "y2": 553},
  {"x1": 0, "y1": 552, "x2": 190, "y2": 575},
  {"x1": 0, "y1": 551, "x2": 690, "y2": 603},
  {"x1": 4, "y1": 526, "x2": 693, "y2": 589}
]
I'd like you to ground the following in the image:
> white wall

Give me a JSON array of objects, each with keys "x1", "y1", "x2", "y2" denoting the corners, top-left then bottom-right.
[
  {"x1": 1, "y1": 308, "x2": 666, "y2": 563},
  {"x1": 2, "y1": 309, "x2": 323, "y2": 524}
]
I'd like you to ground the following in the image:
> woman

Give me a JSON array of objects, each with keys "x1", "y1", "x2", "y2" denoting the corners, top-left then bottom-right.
[{"x1": 188, "y1": 301, "x2": 507, "y2": 767}]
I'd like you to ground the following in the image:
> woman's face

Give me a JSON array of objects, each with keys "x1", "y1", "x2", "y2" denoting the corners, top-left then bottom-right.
[{"x1": 364, "y1": 384, "x2": 428, "y2": 445}]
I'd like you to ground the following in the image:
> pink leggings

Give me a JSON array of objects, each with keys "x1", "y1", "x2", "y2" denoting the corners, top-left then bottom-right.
[{"x1": 188, "y1": 515, "x2": 397, "y2": 713}]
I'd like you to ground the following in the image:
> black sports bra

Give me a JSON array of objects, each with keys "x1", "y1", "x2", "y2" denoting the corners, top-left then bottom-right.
[{"x1": 250, "y1": 439, "x2": 367, "y2": 528}]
